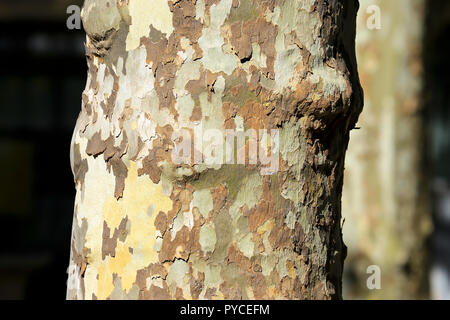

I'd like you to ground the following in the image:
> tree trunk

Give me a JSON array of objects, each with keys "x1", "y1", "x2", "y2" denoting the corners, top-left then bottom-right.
[
  {"x1": 342, "y1": 0, "x2": 431, "y2": 299},
  {"x1": 67, "y1": 0, "x2": 362, "y2": 300}
]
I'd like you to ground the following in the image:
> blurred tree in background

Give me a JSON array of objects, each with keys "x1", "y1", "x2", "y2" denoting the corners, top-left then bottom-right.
[{"x1": 342, "y1": 0, "x2": 432, "y2": 299}]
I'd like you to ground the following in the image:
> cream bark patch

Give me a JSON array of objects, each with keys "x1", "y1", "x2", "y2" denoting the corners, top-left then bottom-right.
[{"x1": 126, "y1": 0, "x2": 174, "y2": 51}]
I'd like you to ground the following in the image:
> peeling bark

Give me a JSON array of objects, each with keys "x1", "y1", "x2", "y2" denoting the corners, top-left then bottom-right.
[{"x1": 67, "y1": 0, "x2": 363, "y2": 300}]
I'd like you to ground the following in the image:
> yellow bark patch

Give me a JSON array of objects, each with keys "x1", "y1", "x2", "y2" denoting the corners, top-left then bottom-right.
[{"x1": 82, "y1": 160, "x2": 173, "y2": 299}]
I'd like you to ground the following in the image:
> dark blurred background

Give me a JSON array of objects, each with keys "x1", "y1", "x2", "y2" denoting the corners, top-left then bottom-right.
[
  {"x1": 0, "y1": 0, "x2": 83, "y2": 299},
  {"x1": 424, "y1": 0, "x2": 450, "y2": 299}
]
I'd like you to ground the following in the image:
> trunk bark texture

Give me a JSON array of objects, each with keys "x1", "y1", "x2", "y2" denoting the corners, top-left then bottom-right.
[{"x1": 67, "y1": 0, "x2": 362, "y2": 300}]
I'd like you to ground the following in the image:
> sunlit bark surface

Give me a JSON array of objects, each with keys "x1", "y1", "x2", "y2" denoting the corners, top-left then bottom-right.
[{"x1": 67, "y1": 0, "x2": 362, "y2": 300}]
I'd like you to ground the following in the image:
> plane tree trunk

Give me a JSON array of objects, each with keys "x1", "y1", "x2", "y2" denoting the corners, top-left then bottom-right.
[{"x1": 67, "y1": 0, "x2": 363, "y2": 300}]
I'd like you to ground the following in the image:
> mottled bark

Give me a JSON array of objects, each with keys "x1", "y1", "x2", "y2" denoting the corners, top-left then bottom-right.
[
  {"x1": 342, "y1": 0, "x2": 431, "y2": 299},
  {"x1": 67, "y1": 0, "x2": 362, "y2": 300}
]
